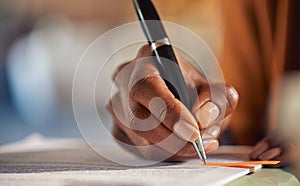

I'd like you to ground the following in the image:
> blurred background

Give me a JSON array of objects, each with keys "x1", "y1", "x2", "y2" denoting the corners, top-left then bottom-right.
[{"x1": 0, "y1": 0, "x2": 223, "y2": 144}]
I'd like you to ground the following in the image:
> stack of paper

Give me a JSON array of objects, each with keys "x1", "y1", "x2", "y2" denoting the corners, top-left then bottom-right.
[{"x1": 0, "y1": 134, "x2": 279, "y2": 186}]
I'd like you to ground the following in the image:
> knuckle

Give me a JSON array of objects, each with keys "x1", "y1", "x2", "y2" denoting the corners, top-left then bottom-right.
[
  {"x1": 112, "y1": 124, "x2": 127, "y2": 144},
  {"x1": 225, "y1": 84, "x2": 239, "y2": 109},
  {"x1": 164, "y1": 99, "x2": 181, "y2": 124},
  {"x1": 128, "y1": 108, "x2": 137, "y2": 128},
  {"x1": 137, "y1": 45, "x2": 152, "y2": 58},
  {"x1": 177, "y1": 143, "x2": 197, "y2": 157},
  {"x1": 148, "y1": 97, "x2": 168, "y2": 122},
  {"x1": 129, "y1": 76, "x2": 159, "y2": 99},
  {"x1": 208, "y1": 83, "x2": 234, "y2": 117},
  {"x1": 113, "y1": 63, "x2": 134, "y2": 89},
  {"x1": 112, "y1": 62, "x2": 131, "y2": 81},
  {"x1": 129, "y1": 61, "x2": 159, "y2": 89},
  {"x1": 106, "y1": 100, "x2": 113, "y2": 113},
  {"x1": 157, "y1": 104, "x2": 168, "y2": 122},
  {"x1": 127, "y1": 103, "x2": 152, "y2": 131},
  {"x1": 112, "y1": 124, "x2": 119, "y2": 139}
]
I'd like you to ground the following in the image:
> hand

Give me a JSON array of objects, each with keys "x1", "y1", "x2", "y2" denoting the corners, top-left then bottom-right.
[
  {"x1": 250, "y1": 132, "x2": 300, "y2": 167},
  {"x1": 107, "y1": 45, "x2": 239, "y2": 161}
]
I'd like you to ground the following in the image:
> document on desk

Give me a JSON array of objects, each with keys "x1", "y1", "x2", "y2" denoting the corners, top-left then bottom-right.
[{"x1": 0, "y1": 134, "x2": 259, "y2": 186}]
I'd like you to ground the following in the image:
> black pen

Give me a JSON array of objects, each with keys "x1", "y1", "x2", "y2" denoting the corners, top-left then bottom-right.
[{"x1": 133, "y1": 0, "x2": 207, "y2": 164}]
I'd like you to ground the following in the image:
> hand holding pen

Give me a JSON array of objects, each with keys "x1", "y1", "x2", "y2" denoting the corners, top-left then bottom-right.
[{"x1": 107, "y1": 45, "x2": 239, "y2": 161}]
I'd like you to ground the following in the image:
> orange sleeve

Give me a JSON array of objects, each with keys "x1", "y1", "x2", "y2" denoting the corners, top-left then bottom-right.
[{"x1": 220, "y1": 0, "x2": 274, "y2": 145}]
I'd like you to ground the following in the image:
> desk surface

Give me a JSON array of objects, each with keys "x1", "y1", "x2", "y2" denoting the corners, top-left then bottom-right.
[{"x1": 228, "y1": 168, "x2": 299, "y2": 186}]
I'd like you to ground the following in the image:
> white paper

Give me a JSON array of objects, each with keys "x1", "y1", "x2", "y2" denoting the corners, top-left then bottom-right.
[{"x1": 0, "y1": 134, "x2": 259, "y2": 186}]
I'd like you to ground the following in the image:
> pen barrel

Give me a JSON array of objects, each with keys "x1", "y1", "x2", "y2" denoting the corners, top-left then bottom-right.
[
  {"x1": 133, "y1": 0, "x2": 168, "y2": 43},
  {"x1": 153, "y1": 45, "x2": 193, "y2": 110}
]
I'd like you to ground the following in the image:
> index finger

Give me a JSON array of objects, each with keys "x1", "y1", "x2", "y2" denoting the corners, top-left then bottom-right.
[{"x1": 129, "y1": 46, "x2": 200, "y2": 142}]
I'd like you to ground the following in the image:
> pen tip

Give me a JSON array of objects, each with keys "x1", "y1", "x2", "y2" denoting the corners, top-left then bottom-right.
[{"x1": 203, "y1": 159, "x2": 207, "y2": 165}]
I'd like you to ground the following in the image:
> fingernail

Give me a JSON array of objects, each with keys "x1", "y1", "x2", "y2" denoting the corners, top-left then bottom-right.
[
  {"x1": 250, "y1": 141, "x2": 269, "y2": 159},
  {"x1": 173, "y1": 120, "x2": 200, "y2": 142},
  {"x1": 253, "y1": 140, "x2": 269, "y2": 152},
  {"x1": 195, "y1": 102, "x2": 219, "y2": 128},
  {"x1": 202, "y1": 126, "x2": 220, "y2": 139},
  {"x1": 203, "y1": 139, "x2": 219, "y2": 153},
  {"x1": 258, "y1": 147, "x2": 282, "y2": 160}
]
